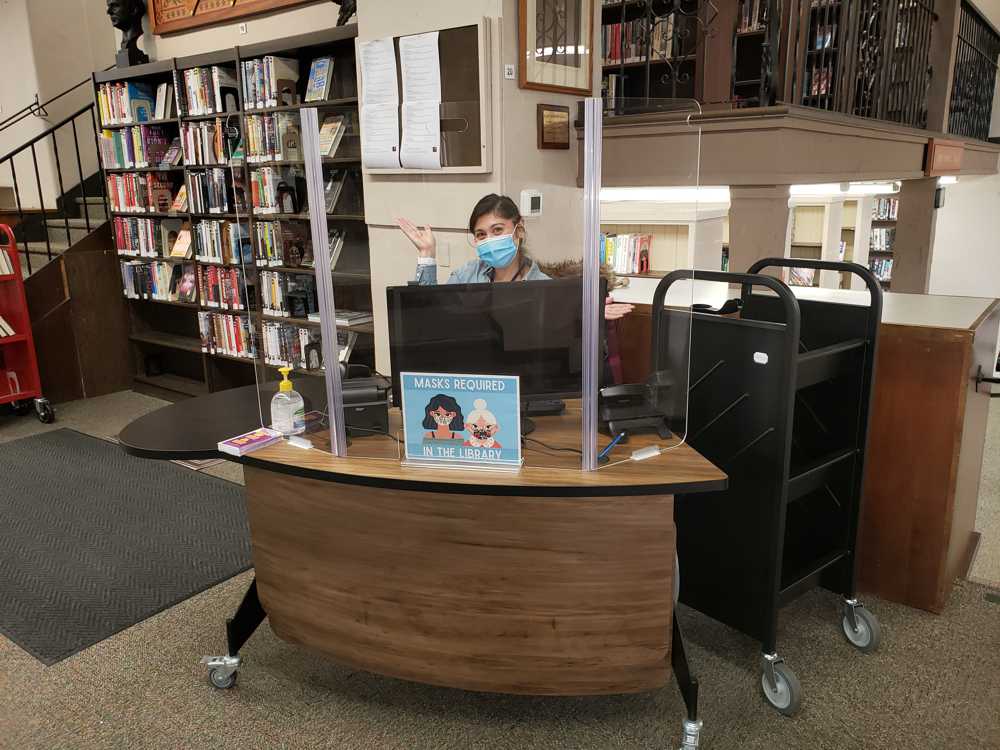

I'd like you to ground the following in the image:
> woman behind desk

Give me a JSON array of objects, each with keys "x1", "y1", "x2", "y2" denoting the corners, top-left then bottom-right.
[{"x1": 396, "y1": 193, "x2": 633, "y2": 322}]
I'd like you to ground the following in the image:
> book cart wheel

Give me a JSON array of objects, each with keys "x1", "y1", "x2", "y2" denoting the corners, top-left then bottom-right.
[
  {"x1": 841, "y1": 604, "x2": 881, "y2": 653},
  {"x1": 208, "y1": 666, "x2": 237, "y2": 689},
  {"x1": 760, "y1": 661, "x2": 802, "y2": 716},
  {"x1": 34, "y1": 398, "x2": 55, "y2": 424}
]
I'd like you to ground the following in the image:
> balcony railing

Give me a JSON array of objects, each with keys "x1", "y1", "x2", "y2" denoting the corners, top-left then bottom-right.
[
  {"x1": 781, "y1": 0, "x2": 937, "y2": 129},
  {"x1": 948, "y1": 1, "x2": 1000, "y2": 141}
]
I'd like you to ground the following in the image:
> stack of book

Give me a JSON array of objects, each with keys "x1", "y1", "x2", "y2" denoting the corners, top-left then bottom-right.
[
  {"x1": 198, "y1": 311, "x2": 256, "y2": 358},
  {"x1": 114, "y1": 216, "x2": 164, "y2": 257},
  {"x1": 98, "y1": 125, "x2": 173, "y2": 169},
  {"x1": 120, "y1": 261, "x2": 196, "y2": 302},
  {"x1": 249, "y1": 166, "x2": 293, "y2": 214},
  {"x1": 241, "y1": 56, "x2": 300, "y2": 109},
  {"x1": 97, "y1": 81, "x2": 155, "y2": 126},
  {"x1": 869, "y1": 256, "x2": 893, "y2": 282},
  {"x1": 197, "y1": 265, "x2": 249, "y2": 311},
  {"x1": 262, "y1": 321, "x2": 323, "y2": 370},
  {"x1": 253, "y1": 221, "x2": 312, "y2": 267},
  {"x1": 318, "y1": 114, "x2": 346, "y2": 157},
  {"x1": 261, "y1": 271, "x2": 318, "y2": 318},
  {"x1": 872, "y1": 197, "x2": 899, "y2": 220},
  {"x1": 334, "y1": 309, "x2": 373, "y2": 328},
  {"x1": 188, "y1": 168, "x2": 233, "y2": 214},
  {"x1": 600, "y1": 232, "x2": 652, "y2": 275},
  {"x1": 194, "y1": 219, "x2": 251, "y2": 264},
  {"x1": 738, "y1": 0, "x2": 766, "y2": 32},
  {"x1": 0, "y1": 315, "x2": 16, "y2": 337},
  {"x1": 153, "y1": 82, "x2": 177, "y2": 120},
  {"x1": 246, "y1": 113, "x2": 301, "y2": 162},
  {"x1": 106, "y1": 173, "x2": 175, "y2": 213},
  {"x1": 180, "y1": 66, "x2": 239, "y2": 116},
  {"x1": 181, "y1": 119, "x2": 229, "y2": 165},
  {"x1": 871, "y1": 227, "x2": 895, "y2": 253}
]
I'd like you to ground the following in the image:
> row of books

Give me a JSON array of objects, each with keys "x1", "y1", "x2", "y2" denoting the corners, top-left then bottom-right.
[
  {"x1": 600, "y1": 233, "x2": 652, "y2": 276},
  {"x1": 262, "y1": 321, "x2": 324, "y2": 370},
  {"x1": 198, "y1": 265, "x2": 250, "y2": 311},
  {"x1": 813, "y1": 23, "x2": 837, "y2": 50},
  {"x1": 120, "y1": 261, "x2": 196, "y2": 303},
  {"x1": 261, "y1": 271, "x2": 318, "y2": 318},
  {"x1": 242, "y1": 56, "x2": 299, "y2": 110},
  {"x1": 250, "y1": 167, "x2": 303, "y2": 214},
  {"x1": 188, "y1": 168, "x2": 235, "y2": 214},
  {"x1": 869, "y1": 256, "x2": 893, "y2": 282},
  {"x1": 106, "y1": 173, "x2": 174, "y2": 214},
  {"x1": 181, "y1": 120, "x2": 230, "y2": 166},
  {"x1": 253, "y1": 221, "x2": 310, "y2": 267},
  {"x1": 0, "y1": 315, "x2": 17, "y2": 337},
  {"x1": 0, "y1": 248, "x2": 16, "y2": 276},
  {"x1": 805, "y1": 65, "x2": 833, "y2": 97},
  {"x1": 872, "y1": 197, "x2": 899, "y2": 220},
  {"x1": 113, "y1": 216, "x2": 189, "y2": 259},
  {"x1": 194, "y1": 220, "x2": 252, "y2": 265},
  {"x1": 97, "y1": 82, "x2": 154, "y2": 126},
  {"x1": 738, "y1": 0, "x2": 766, "y2": 32},
  {"x1": 871, "y1": 227, "x2": 895, "y2": 253},
  {"x1": 98, "y1": 126, "x2": 178, "y2": 169},
  {"x1": 601, "y1": 15, "x2": 677, "y2": 66},
  {"x1": 198, "y1": 311, "x2": 256, "y2": 359},
  {"x1": 246, "y1": 113, "x2": 301, "y2": 163},
  {"x1": 180, "y1": 66, "x2": 239, "y2": 117}
]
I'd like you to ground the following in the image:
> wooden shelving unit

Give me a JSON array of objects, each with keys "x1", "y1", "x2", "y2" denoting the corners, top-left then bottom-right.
[{"x1": 95, "y1": 25, "x2": 374, "y2": 400}]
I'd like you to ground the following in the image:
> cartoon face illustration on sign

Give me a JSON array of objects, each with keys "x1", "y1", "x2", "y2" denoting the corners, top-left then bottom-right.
[
  {"x1": 422, "y1": 394, "x2": 465, "y2": 440},
  {"x1": 463, "y1": 399, "x2": 502, "y2": 449}
]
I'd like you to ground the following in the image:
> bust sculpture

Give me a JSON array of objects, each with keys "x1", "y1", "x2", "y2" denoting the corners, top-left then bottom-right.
[
  {"x1": 107, "y1": 0, "x2": 150, "y2": 67},
  {"x1": 330, "y1": 0, "x2": 356, "y2": 26}
]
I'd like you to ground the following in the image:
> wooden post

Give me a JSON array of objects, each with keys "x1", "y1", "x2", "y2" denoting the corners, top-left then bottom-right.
[
  {"x1": 926, "y1": 0, "x2": 962, "y2": 132},
  {"x1": 728, "y1": 185, "x2": 791, "y2": 273},
  {"x1": 892, "y1": 178, "x2": 939, "y2": 293},
  {"x1": 697, "y1": 0, "x2": 738, "y2": 107}
]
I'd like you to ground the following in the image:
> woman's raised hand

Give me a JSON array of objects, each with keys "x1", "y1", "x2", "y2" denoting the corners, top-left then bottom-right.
[{"x1": 396, "y1": 217, "x2": 436, "y2": 258}]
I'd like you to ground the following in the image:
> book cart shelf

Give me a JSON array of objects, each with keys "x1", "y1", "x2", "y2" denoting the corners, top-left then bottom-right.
[{"x1": 93, "y1": 26, "x2": 374, "y2": 401}]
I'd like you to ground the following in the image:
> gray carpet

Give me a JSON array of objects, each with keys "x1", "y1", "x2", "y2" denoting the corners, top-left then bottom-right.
[{"x1": 0, "y1": 429, "x2": 251, "y2": 665}]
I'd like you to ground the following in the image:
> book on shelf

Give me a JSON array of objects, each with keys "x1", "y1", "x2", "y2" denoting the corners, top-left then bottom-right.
[
  {"x1": 161, "y1": 138, "x2": 184, "y2": 167},
  {"x1": 120, "y1": 260, "x2": 195, "y2": 302},
  {"x1": 599, "y1": 232, "x2": 652, "y2": 275},
  {"x1": 113, "y1": 216, "x2": 172, "y2": 257},
  {"x1": 218, "y1": 427, "x2": 283, "y2": 456},
  {"x1": 869, "y1": 256, "x2": 893, "y2": 282},
  {"x1": 97, "y1": 81, "x2": 156, "y2": 126},
  {"x1": 738, "y1": 0, "x2": 765, "y2": 32},
  {"x1": 161, "y1": 218, "x2": 187, "y2": 258},
  {"x1": 246, "y1": 113, "x2": 301, "y2": 162},
  {"x1": 328, "y1": 228, "x2": 346, "y2": 269},
  {"x1": 242, "y1": 56, "x2": 300, "y2": 110},
  {"x1": 106, "y1": 173, "x2": 175, "y2": 213},
  {"x1": 182, "y1": 119, "x2": 230, "y2": 166},
  {"x1": 0, "y1": 315, "x2": 16, "y2": 337},
  {"x1": 602, "y1": 73, "x2": 623, "y2": 110},
  {"x1": 193, "y1": 219, "x2": 252, "y2": 265},
  {"x1": 98, "y1": 125, "x2": 172, "y2": 169},
  {"x1": 154, "y1": 82, "x2": 176, "y2": 120},
  {"x1": 181, "y1": 66, "x2": 239, "y2": 116},
  {"x1": 815, "y1": 22, "x2": 837, "y2": 50},
  {"x1": 872, "y1": 196, "x2": 899, "y2": 220},
  {"x1": 304, "y1": 56, "x2": 334, "y2": 102},
  {"x1": 198, "y1": 311, "x2": 256, "y2": 358},
  {"x1": 197, "y1": 265, "x2": 249, "y2": 310},
  {"x1": 188, "y1": 168, "x2": 234, "y2": 214},
  {"x1": 788, "y1": 267, "x2": 816, "y2": 287},
  {"x1": 171, "y1": 184, "x2": 189, "y2": 212},
  {"x1": 324, "y1": 169, "x2": 346, "y2": 213},
  {"x1": 870, "y1": 227, "x2": 895, "y2": 253},
  {"x1": 335, "y1": 310, "x2": 373, "y2": 327},
  {"x1": 318, "y1": 114, "x2": 346, "y2": 157}
]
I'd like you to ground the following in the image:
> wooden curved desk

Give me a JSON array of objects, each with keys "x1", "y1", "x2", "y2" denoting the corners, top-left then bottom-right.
[{"x1": 120, "y1": 384, "x2": 726, "y2": 696}]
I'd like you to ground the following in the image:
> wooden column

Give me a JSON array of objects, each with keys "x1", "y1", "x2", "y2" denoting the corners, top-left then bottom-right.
[
  {"x1": 819, "y1": 198, "x2": 845, "y2": 288},
  {"x1": 926, "y1": 0, "x2": 962, "y2": 133},
  {"x1": 728, "y1": 185, "x2": 791, "y2": 273},
  {"x1": 850, "y1": 196, "x2": 874, "y2": 290},
  {"x1": 892, "y1": 178, "x2": 939, "y2": 293},
  {"x1": 696, "y1": 0, "x2": 738, "y2": 107}
]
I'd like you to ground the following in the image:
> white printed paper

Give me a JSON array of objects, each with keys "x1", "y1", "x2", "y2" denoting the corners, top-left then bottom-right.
[
  {"x1": 400, "y1": 101, "x2": 441, "y2": 169},
  {"x1": 361, "y1": 102, "x2": 401, "y2": 169},
  {"x1": 398, "y1": 31, "x2": 442, "y2": 104},
  {"x1": 359, "y1": 37, "x2": 399, "y2": 105}
]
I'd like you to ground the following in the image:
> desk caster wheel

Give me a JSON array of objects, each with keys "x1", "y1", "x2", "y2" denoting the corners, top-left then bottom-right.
[
  {"x1": 208, "y1": 667, "x2": 237, "y2": 689},
  {"x1": 760, "y1": 661, "x2": 801, "y2": 716},
  {"x1": 842, "y1": 604, "x2": 880, "y2": 653},
  {"x1": 35, "y1": 399, "x2": 55, "y2": 424}
]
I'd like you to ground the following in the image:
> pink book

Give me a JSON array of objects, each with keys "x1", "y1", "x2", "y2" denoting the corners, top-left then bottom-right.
[{"x1": 218, "y1": 427, "x2": 283, "y2": 456}]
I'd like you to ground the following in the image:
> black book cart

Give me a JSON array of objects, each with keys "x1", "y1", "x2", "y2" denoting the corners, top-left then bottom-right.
[{"x1": 654, "y1": 259, "x2": 883, "y2": 716}]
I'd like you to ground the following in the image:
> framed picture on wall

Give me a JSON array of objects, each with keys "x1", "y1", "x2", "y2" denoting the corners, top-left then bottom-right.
[
  {"x1": 519, "y1": 0, "x2": 595, "y2": 95},
  {"x1": 537, "y1": 104, "x2": 570, "y2": 149}
]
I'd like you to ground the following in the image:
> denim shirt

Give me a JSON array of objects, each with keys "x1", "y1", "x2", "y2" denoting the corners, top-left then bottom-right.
[{"x1": 414, "y1": 258, "x2": 550, "y2": 285}]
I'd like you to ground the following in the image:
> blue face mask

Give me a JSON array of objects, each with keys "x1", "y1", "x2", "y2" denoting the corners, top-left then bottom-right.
[{"x1": 476, "y1": 233, "x2": 518, "y2": 269}]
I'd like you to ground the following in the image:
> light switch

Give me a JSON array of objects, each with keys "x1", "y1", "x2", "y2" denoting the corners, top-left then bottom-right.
[{"x1": 504, "y1": 64, "x2": 515, "y2": 80}]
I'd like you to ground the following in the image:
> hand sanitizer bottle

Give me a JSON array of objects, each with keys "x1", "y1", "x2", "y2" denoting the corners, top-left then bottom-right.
[{"x1": 271, "y1": 367, "x2": 305, "y2": 436}]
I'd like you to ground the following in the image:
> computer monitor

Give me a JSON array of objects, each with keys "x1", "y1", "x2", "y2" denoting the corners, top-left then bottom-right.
[{"x1": 386, "y1": 278, "x2": 606, "y2": 407}]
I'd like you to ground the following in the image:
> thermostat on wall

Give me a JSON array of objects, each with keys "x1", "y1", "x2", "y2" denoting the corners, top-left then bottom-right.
[{"x1": 520, "y1": 190, "x2": 543, "y2": 217}]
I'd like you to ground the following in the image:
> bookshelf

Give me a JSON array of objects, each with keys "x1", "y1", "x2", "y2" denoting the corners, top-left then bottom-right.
[
  {"x1": 868, "y1": 196, "x2": 898, "y2": 290},
  {"x1": 94, "y1": 26, "x2": 374, "y2": 401},
  {"x1": 731, "y1": 0, "x2": 769, "y2": 108}
]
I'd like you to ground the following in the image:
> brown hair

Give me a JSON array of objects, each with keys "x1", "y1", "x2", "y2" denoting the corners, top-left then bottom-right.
[{"x1": 467, "y1": 193, "x2": 522, "y2": 234}]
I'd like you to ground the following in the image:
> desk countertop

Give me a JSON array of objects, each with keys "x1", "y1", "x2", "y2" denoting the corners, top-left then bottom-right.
[{"x1": 119, "y1": 383, "x2": 727, "y2": 498}]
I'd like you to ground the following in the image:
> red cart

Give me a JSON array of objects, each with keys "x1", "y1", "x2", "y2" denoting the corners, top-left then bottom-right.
[{"x1": 0, "y1": 224, "x2": 54, "y2": 423}]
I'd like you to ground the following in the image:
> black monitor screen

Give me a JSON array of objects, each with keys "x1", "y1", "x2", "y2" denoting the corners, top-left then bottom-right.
[{"x1": 387, "y1": 278, "x2": 604, "y2": 404}]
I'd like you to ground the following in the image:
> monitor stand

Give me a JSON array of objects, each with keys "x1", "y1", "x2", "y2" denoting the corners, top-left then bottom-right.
[{"x1": 520, "y1": 399, "x2": 566, "y2": 437}]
